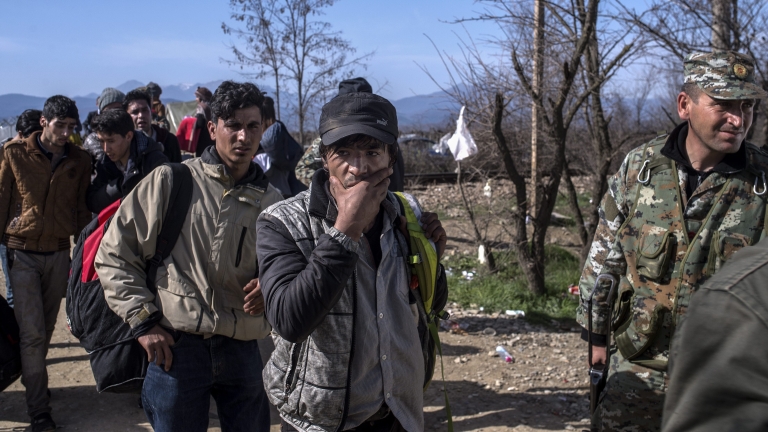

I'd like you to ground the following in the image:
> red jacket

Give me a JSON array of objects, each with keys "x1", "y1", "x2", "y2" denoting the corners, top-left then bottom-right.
[{"x1": 176, "y1": 116, "x2": 197, "y2": 153}]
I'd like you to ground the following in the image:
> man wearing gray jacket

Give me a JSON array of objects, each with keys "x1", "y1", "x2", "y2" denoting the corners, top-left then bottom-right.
[
  {"x1": 256, "y1": 83, "x2": 448, "y2": 431},
  {"x1": 95, "y1": 81, "x2": 282, "y2": 432}
]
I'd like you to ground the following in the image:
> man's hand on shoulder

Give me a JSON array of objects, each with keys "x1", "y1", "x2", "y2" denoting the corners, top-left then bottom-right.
[
  {"x1": 137, "y1": 325, "x2": 175, "y2": 372},
  {"x1": 331, "y1": 167, "x2": 392, "y2": 241},
  {"x1": 420, "y1": 212, "x2": 447, "y2": 259},
  {"x1": 243, "y1": 278, "x2": 265, "y2": 315}
]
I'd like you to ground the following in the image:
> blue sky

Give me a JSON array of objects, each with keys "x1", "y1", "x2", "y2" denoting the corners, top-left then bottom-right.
[
  {"x1": 0, "y1": 0, "x2": 515, "y2": 101},
  {"x1": 0, "y1": 1, "x2": 655, "y2": 102}
]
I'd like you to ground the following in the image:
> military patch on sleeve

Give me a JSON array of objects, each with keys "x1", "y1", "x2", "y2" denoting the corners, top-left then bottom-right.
[{"x1": 603, "y1": 194, "x2": 620, "y2": 222}]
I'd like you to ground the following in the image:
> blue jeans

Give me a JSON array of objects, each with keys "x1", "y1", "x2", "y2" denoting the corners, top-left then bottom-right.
[
  {"x1": 0, "y1": 244, "x2": 12, "y2": 307},
  {"x1": 141, "y1": 332, "x2": 270, "y2": 432}
]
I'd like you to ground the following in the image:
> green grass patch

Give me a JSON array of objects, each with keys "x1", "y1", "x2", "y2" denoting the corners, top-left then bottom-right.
[
  {"x1": 444, "y1": 245, "x2": 581, "y2": 321},
  {"x1": 554, "y1": 191, "x2": 592, "y2": 217}
]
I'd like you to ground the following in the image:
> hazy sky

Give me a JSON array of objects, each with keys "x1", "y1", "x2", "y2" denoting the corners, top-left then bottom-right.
[{"x1": 0, "y1": 0, "x2": 516, "y2": 101}]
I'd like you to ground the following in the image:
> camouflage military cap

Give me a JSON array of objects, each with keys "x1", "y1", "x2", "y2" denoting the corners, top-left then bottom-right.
[{"x1": 684, "y1": 51, "x2": 768, "y2": 100}]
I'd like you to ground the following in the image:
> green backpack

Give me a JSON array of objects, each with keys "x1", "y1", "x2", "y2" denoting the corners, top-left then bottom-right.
[{"x1": 394, "y1": 192, "x2": 453, "y2": 431}]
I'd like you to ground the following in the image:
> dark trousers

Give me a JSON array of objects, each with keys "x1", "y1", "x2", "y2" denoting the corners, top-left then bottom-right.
[
  {"x1": 141, "y1": 332, "x2": 270, "y2": 432},
  {"x1": 9, "y1": 249, "x2": 69, "y2": 418}
]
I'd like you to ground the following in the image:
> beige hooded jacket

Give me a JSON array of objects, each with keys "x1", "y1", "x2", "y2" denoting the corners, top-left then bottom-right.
[{"x1": 95, "y1": 152, "x2": 283, "y2": 340}]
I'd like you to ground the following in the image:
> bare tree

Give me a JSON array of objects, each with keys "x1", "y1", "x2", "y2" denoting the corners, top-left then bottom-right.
[
  {"x1": 422, "y1": 0, "x2": 634, "y2": 296},
  {"x1": 562, "y1": 0, "x2": 647, "y2": 262},
  {"x1": 620, "y1": 0, "x2": 768, "y2": 144},
  {"x1": 223, "y1": 0, "x2": 286, "y2": 119},
  {"x1": 531, "y1": 0, "x2": 545, "y2": 212},
  {"x1": 223, "y1": 0, "x2": 372, "y2": 144}
]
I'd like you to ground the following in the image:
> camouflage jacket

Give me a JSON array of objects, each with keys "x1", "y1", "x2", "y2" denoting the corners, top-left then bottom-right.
[
  {"x1": 295, "y1": 137, "x2": 322, "y2": 187},
  {"x1": 577, "y1": 123, "x2": 768, "y2": 369}
]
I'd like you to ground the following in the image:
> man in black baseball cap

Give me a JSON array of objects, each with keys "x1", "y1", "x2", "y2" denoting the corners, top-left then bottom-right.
[
  {"x1": 257, "y1": 78, "x2": 448, "y2": 431},
  {"x1": 320, "y1": 77, "x2": 405, "y2": 191}
]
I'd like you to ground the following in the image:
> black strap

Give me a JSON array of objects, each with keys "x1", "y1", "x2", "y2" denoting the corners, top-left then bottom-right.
[{"x1": 145, "y1": 163, "x2": 193, "y2": 294}]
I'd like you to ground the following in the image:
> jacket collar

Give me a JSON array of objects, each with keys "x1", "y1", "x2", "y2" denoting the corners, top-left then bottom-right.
[
  {"x1": 25, "y1": 131, "x2": 70, "y2": 158},
  {"x1": 200, "y1": 145, "x2": 270, "y2": 189},
  {"x1": 308, "y1": 168, "x2": 398, "y2": 224},
  {"x1": 98, "y1": 132, "x2": 162, "y2": 172}
]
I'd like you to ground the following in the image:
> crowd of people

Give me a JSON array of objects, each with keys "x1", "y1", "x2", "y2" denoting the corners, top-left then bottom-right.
[
  {"x1": 0, "y1": 77, "x2": 447, "y2": 432},
  {"x1": 1, "y1": 49, "x2": 768, "y2": 432}
]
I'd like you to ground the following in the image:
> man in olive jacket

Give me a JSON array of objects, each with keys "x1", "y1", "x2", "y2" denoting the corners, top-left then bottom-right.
[
  {"x1": 95, "y1": 81, "x2": 282, "y2": 432},
  {"x1": 662, "y1": 236, "x2": 768, "y2": 431},
  {"x1": 0, "y1": 95, "x2": 92, "y2": 432}
]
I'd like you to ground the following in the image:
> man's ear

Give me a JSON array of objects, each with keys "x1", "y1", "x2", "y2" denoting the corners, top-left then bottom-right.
[
  {"x1": 677, "y1": 92, "x2": 692, "y2": 121},
  {"x1": 40, "y1": 116, "x2": 47, "y2": 128},
  {"x1": 207, "y1": 120, "x2": 216, "y2": 141},
  {"x1": 125, "y1": 130, "x2": 134, "y2": 142}
]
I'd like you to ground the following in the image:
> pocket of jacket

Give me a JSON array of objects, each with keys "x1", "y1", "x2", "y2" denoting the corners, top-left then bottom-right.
[
  {"x1": 636, "y1": 226, "x2": 673, "y2": 280},
  {"x1": 614, "y1": 296, "x2": 665, "y2": 361},
  {"x1": 707, "y1": 231, "x2": 750, "y2": 275}
]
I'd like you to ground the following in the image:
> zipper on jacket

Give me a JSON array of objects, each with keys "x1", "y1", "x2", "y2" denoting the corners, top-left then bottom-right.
[
  {"x1": 235, "y1": 227, "x2": 247, "y2": 267},
  {"x1": 336, "y1": 270, "x2": 357, "y2": 432},
  {"x1": 231, "y1": 308, "x2": 238, "y2": 338}
]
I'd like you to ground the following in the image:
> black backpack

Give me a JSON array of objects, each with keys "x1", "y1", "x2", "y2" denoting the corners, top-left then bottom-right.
[
  {"x1": 0, "y1": 294, "x2": 21, "y2": 392},
  {"x1": 66, "y1": 163, "x2": 193, "y2": 393}
]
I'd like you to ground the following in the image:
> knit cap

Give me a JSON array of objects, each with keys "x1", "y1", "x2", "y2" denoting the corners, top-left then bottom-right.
[{"x1": 98, "y1": 88, "x2": 125, "y2": 112}]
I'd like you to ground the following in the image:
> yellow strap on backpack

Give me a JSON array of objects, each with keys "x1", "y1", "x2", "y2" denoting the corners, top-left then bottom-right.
[
  {"x1": 394, "y1": 192, "x2": 438, "y2": 311},
  {"x1": 394, "y1": 192, "x2": 453, "y2": 432}
]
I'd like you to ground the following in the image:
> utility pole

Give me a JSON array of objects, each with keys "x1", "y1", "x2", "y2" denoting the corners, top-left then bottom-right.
[{"x1": 531, "y1": 0, "x2": 545, "y2": 217}]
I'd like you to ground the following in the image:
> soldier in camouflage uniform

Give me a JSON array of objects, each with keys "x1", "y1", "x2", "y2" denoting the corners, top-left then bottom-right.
[
  {"x1": 295, "y1": 136, "x2": 322, "y2": 187},
  {"x1": 577, "y1": 51, "x2": 768, "y2": 432}
]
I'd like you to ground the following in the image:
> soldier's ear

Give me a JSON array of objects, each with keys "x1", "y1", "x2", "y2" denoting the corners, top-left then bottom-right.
[{"x1": 677, "y1": 92, "x2": 692, "y2": 121}]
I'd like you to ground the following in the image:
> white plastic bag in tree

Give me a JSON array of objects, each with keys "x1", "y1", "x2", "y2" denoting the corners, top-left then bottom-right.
[
  {"x1": 446, "y1": 106, "x2": 478, "y2": 161},
  {"x1": 432, "y1": 132, "x2": 452, "y2": 155}
]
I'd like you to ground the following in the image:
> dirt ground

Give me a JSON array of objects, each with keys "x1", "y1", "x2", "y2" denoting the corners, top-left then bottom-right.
[
  {"x1": 0, "y1": 296, "x2": 591, "y2": 432},
  {"x1": 1, "y1": 179, "x2": 593, "y2": 431}
]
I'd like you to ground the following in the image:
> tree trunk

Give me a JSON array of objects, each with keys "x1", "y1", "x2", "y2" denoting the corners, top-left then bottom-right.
[
  {"x1": 274, "y1": 71, "x2": 281, "y2": 120},
  {"x1": 580, "y1": 23, "x2": 614, "y2": 263},
  {"x1": 530, "y1": 0, "x2": 545, "y2": 218},
  {"x1": 711, "y1": 0, "x2": 732, "y2": 50},
  {"x1": 491, "y1": 92, "x2": 546, "y2": 296},
  {"x1": 563, "y1": 162, "x2": 589, "y2": 250},
  {"x1": 298, "y1": 85, "x2": 305, "y2": 145}
]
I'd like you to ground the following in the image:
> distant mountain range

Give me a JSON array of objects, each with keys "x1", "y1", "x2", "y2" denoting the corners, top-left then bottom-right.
[{"x1": 0, "y1": 80, "x2": 459, "y2": 129}]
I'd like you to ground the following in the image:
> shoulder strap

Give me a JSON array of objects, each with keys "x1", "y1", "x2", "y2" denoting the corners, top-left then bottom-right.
[
  {"x1": 145, "y1": 163, "x2": 194, "y2": 293},
  {"x1": 393, "y1": 192, "x2": 438, "y2": 311}
]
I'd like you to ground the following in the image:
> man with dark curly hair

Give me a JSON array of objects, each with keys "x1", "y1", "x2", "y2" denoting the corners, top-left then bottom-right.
[{"x1": 95, "y1": 81, "x2": 283, "y2": 431}]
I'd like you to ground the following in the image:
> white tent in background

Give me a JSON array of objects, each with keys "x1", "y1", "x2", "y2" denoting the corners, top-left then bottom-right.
[{"x1": 165, "y1": 100, "x2": 198, "y2": 134}]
